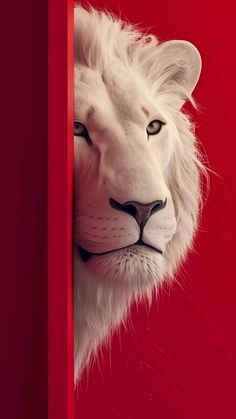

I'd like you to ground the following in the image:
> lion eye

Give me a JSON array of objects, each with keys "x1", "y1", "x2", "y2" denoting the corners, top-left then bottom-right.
[
  {"x1": 74, "y1": 121, "x2": 92, "y2": 144},
  {"x1": 74, "y1": 121, "x2": 87, "y2": 137},
  {"x1": 146, "y1": 120, "x2": 164, "y2": 136}
]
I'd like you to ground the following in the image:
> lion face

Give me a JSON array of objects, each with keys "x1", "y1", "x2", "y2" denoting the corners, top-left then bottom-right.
[
  {"x1": 73, "y1": 6, "x2": 206, "y2": 383},
  {"x1": 73, "y1": 63, "x2": 180, "y2": 287}
]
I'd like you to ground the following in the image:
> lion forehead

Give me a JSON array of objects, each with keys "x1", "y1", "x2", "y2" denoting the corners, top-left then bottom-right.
[{"x1": 74, "y1": 65, "x2": 157, "y2": 127}]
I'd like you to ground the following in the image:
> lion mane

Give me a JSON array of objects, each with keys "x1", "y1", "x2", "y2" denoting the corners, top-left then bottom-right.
[{"x1": 73, "y1": 6, "x2": 207, "y2": 385}]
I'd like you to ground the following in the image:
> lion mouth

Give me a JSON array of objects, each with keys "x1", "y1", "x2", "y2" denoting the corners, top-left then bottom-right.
[{"x1": 78, "y1": 239, "x2": 163, "y2": 262}]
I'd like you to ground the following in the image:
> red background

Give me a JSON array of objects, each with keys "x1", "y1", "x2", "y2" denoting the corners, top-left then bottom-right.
[
  {"x1": 75, "y1": 1, "x2": 236, "y2": 418},
  {"x1": 0, "y1": 1, "x2": 235, "y2": 418}
]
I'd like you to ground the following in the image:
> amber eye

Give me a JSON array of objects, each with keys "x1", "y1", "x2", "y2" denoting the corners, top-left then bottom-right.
[
  {"x1": 146, "y1": 120, "x2": 164, "y2": 136},
  {"x1": 74, "y1": 121, "x2": 92, "y2": 144}
]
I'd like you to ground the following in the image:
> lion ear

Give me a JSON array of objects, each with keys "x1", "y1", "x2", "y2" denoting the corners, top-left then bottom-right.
[{"x1": 151, "y1": 40, "x2": 202, "y2": 107}]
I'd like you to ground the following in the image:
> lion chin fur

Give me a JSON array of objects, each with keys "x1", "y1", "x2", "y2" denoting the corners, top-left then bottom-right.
[{"x1": 73, "y1": 5, "x2": 207, "y2": 385}]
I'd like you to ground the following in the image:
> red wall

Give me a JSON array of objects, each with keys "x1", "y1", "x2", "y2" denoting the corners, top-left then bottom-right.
[
  {"x1": 0, "y1": 1, "x2": 48, "y2": 418},
  {"x1": 75, "y1": 1, "x2": 236, "y2": 418}
]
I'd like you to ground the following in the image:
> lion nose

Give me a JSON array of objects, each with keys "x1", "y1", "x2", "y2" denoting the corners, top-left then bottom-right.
[{"x1": 109, "y1": 197, "x2": 167, "y2": 230}]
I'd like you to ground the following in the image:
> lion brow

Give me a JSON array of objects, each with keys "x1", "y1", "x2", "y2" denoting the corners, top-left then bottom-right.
[{"x1": 86, "y1": 106, "x2": 95, "y2": 121}]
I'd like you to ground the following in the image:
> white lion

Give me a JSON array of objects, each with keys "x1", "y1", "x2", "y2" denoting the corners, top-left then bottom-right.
[{"x1": 73, "y1": 6, "x2": 206, "y2": 385}]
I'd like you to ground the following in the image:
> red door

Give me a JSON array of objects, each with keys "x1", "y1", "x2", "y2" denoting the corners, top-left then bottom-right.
[{"x1": 1, "y1": 1, "x2": 74, "y2": 418}]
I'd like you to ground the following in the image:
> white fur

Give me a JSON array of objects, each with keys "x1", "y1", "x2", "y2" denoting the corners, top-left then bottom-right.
[{"x1": 73, "y1": 6, "x2": 207, "y2": 385}]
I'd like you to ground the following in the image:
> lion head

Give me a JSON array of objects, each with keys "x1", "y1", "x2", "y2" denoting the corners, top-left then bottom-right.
[{"x1": 73, "y1": 6, "x2": 206, "y2": 384}]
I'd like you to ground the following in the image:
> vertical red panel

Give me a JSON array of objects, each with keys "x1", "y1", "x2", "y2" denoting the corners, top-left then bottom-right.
[
  {"x1": 48, "y1": 1, "x2": 74, "y2": 419},
  {"x1": 1, "y1": 1, "x2": 48, "y2": 418}
]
